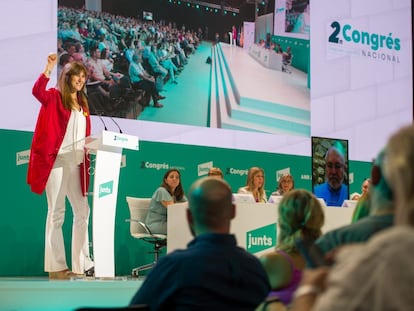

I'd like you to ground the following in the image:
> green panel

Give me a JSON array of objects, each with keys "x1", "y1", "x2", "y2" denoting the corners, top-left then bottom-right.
[{"x1": 0, "y1": 129, "x2": 372, "y2": 277}]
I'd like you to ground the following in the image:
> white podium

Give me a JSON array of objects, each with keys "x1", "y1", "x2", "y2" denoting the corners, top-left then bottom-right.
[{"x1": 85, "y1": 130, "x2": 139, "y2": 278}]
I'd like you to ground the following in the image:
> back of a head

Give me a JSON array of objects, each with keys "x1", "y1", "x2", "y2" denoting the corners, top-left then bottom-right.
[
  {"x1": 383, "y1": 124, "x2": 414, "y2": 225},
  {"x1": 132, "y1": 53, "x2": 139, "y2": 63},
  {"x1": 278, "y1": 189, "x2": 324, "y2": 253},
  {"x1": 369, "y1": 149, "x2": 394, "y2": 215},
  {"x1": 188, "y1": 177, "x2": 234, "y2": 232}
]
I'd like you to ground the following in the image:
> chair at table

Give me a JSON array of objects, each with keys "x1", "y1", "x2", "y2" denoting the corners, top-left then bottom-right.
[{"x1": 126, "y1": 196, "x2": 167, "y2": 277}]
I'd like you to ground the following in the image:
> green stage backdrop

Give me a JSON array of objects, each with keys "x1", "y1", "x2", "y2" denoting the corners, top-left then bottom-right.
[
  {"x1": 272, "y1": 35, "x2": 310, "y2": 74},
  {"x1": 0, "y1": 129, "x2": 370, "y2": 276}
]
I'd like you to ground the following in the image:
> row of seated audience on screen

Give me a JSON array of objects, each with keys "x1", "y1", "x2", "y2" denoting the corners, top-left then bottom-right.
[
  {"x1": 57, "y1": 6, "x2": 199, "y2": 116},
  {"x1": 58, "y1": 6, "x2": 199, "y2": 58},
  {"x1": 125, "y1": 124, "x2": 413, "y2": 310},
  {"x1": 58, "y1": 6, "x2": 199, "y2": 60},
  {"x1": 56, "y1": 37, "x2": 193, "y2": 116}
]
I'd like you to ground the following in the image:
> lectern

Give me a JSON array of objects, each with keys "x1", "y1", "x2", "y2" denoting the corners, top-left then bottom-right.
[{"x1": 85, "y1": 130, "x2": 139, "y2": 278}]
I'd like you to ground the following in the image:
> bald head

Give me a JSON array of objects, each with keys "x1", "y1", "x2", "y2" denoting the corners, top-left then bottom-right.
[{"x1": 187, "y1": 177, "x2": 235, "y2": 235}]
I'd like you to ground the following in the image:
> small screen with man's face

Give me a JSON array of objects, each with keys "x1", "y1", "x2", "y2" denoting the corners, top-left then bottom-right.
[{"x1": 311, "y1": 137, "x2": 349, "y2": 206}]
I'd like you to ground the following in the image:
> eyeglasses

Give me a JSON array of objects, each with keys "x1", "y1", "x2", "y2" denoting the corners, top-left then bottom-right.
[{"x1": 326, "y1": 162, "x2": 344, "y2": 169}]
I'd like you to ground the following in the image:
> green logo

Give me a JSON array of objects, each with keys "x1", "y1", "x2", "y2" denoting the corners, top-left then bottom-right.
[
  {"x1": 99, "y1": 180, "x2": 113, "y2": 198},
  {"x1": 328, "y1": 21, "x2": 401, "y2": 51},
  {"x1": 246, "y1": 223, "x2": 277, "y2": 254}
]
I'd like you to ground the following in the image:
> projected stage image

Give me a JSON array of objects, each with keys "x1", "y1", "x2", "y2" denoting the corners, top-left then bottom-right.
[{"x1": 57, "y1": 0, "x2": 310, "y2": 137}]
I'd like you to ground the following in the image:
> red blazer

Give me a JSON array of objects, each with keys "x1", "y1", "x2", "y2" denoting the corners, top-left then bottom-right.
[{"x1": 28, "y1": 74, "x2": 91, "y2": 195}]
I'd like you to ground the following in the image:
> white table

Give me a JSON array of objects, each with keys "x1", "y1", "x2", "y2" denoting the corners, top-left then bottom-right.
[
  {"x1": 248, "y1": 44, "x2": 283, "y2": 71},
  {"x1": 167, "y1": 202, "x2": 355, "y2": 256}
]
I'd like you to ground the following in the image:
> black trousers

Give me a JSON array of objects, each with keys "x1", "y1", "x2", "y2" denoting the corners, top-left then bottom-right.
[{"x1": 131, "y1": 80, "x2": 158, "y2": 104}]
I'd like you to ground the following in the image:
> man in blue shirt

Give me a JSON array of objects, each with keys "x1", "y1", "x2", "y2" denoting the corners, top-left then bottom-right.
[
  {"x1": 314, "y1": 146, "x2": 349, "y2": 206},
  {"x1": 130, "y1": 177, "x2": 270, "y2": 310}
]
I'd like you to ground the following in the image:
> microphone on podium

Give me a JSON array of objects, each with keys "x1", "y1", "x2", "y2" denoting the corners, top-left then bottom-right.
[
  {"x1": 97, "y1": 112, "x2": 108, "y2": 131},
  {"x1": 110, "y1": 116, "x2": 123, "y2": 133}
]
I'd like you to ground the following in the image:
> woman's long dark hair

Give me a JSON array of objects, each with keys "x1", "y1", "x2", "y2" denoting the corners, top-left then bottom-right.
[
  {"x1": 57, "y1": 61, "x2": 89, "y2": 111},
  {"x1": 161, "y1": 168, "x2": 184, "y2": 201}
]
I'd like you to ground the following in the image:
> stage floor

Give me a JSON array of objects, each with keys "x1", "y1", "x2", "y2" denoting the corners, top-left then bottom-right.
[
  {"x1": 220, "y1": 43, "x2": 309, "y2": 111},
  {"x1": 0, "y1": 276, "x2": 144, "y2": 311}
]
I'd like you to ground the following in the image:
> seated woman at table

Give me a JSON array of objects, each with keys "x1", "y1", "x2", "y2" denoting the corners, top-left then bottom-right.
[
  {"x1": 270, "y1": 174, "x2": 295, "y2": 197},
  {"x1": 238, "y1": 167, "x2": 267, "y2": 203},
  {"x1": 258, "y1": 190, "x2": 324, "y2": 307},
  {"x1": 208, "y1": 167, "x2": 224, "y2": 179},
  {"x1": 145, "y1": 168, "x2": 187, "y2": 235}
]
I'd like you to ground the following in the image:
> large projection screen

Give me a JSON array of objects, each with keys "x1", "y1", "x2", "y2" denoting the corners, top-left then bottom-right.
[{"x1": 0, "y1": 0, "x2": 412, "y2": 163}]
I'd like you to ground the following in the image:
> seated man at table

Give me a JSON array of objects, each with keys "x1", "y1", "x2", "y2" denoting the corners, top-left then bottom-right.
[
  {"x1": 313, "y1": 146, "x2": 349, "y2": 206},
  {"x1": 130, "y1": 177, "x2": 270, "y2": 310}
]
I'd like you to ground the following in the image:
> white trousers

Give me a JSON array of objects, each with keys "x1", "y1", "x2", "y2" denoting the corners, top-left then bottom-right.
[{"x1": 44, "y1": 156, "x2": 93, "y2": 274}]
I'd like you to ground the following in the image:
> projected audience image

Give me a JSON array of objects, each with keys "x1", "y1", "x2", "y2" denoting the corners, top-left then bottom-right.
[{"x1": 57, "y1": 0, "x2": 310, "y2": 137}]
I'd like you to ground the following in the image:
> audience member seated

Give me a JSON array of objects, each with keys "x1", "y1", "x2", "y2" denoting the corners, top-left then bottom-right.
[
  {"x1": 100, "y1": 48, "x2": 114, "y2": 72},
  {"x1": 142, "y1": 40, "x2": 168, "y2": 82},
  {"x1": 315, "y1": 150, "x2": 394, "y2": 255},
  {"x1": 282, "y1": 47, "x2": 292, "y2": 72},
  {"x1": 145, "y1": 169, "x2": 187, "y2": 235},
  {"x1": 282, "y1": 46, "x2": 292, "y2": 63},
  {"x1": 57, "y1": 53, "x2": 73, "y2": 78},
  {"x1": 258, "y1": 39, "x2": 266, "y2": 47},
  {"x1": 238, "y1": 167, "x2": 267, "y2": 203},
  {"x1": 156, "y1": 42, "x2": 179, "y2": 84},
  {"x1": 87, "y1": 46, "x2": 114, "y2": 91},
  {"x1": 360, "y1": 178, "x2": 370, "y2": 197},
  {"x1": 351, "y1": 178, "x2": 371, "y2": 222},
  {"x1": 313, "y1": 146, "x2": 348, "y2": 206},
  {"x1": 171, "y1": 38, "x2": 188, "y2": 67},
  {"x1": 290, "y1": 124, "x2": 414, "y2": 311},
  {"x1": 265, "y1": 33, "x2": 271, "y2": 49},
  {"x1": 275, "y1": 44, "x2": 283, "y2": 54},
  {"x1": 129, "y1": 53, "x2": 165, "y2": 108},
  {"x1": 181, "y1": 31, "x2": 197, "y2": 55},
  {"x1": 130, "y1": 177, "x2": 271, "y2": 310},
  {"x1": 57, "y1": 6, "x2": 198, "y2": 116},
  {"x1": 258, "y1": 190, "x2": 324, "y2": 308},
  {"x1": 350, "y1": 192, "x2": 360, "y2": 200},
  {"x1": 107, "y1": 75, "x2": 143, "y2": 117}
]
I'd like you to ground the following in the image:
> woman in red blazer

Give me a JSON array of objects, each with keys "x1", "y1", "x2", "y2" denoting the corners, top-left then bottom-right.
[{"x1": 29, "y1": 53, "x2": 93, "y2": 279}]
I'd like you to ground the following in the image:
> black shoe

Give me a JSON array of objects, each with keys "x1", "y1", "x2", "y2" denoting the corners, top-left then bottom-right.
[{"x1": 84, "y1": 266, "x2": 94, "y2": 277}]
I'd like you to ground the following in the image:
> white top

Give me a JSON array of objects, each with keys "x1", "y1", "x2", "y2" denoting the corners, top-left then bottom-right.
[
  {"x1": 58, "y1": 108, "x2": 86, "y2": 165},
  {"x1": 237, "y1": 186, "x2": 267, "y2": 203}
]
